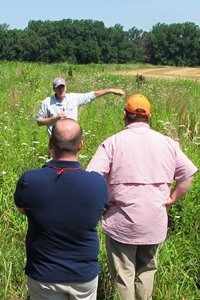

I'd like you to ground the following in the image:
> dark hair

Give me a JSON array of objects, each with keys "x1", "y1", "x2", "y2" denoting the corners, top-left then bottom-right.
[
  {"x1": 125, "y1": 109, "x2": 150, "y2": 123},
  {"x1": 51, "y1": 119, "x2": 83, "y2": 155}
]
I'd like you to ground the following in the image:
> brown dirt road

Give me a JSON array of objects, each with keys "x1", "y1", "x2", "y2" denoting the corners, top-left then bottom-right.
[{"x1": 111, "y1": 66, "x2": 200, "y2": 81}]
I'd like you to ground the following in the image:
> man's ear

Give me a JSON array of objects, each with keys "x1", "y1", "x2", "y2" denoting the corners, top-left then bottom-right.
[
  {"x1": 48, "y1": 138, "x2": 53, "y2": 150},
  {"x1": 123, "y1": 110, "x2": 127, "y2": 120},
  {"x1": 78, "y1": 140, "x2": 84, "y2": 151}
]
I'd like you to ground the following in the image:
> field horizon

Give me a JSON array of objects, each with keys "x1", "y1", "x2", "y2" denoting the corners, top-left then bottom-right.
[{"x1": 108, "y1": 65, "x2": 200, "y2": 81}]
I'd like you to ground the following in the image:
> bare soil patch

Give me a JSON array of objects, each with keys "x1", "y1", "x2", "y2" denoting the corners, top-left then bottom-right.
[{"x1": 111, "y1": 66, "x2": 200, "y2": 81}]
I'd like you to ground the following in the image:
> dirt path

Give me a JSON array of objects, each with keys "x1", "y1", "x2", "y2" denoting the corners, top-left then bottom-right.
[{"x1": 111, "y1": 66, "x2": 200, "y2": 81}]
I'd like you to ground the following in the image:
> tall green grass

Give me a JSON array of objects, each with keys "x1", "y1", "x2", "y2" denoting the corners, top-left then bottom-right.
[{"x1": 0, "y1": 61, "x2": 199, "y2": 299}]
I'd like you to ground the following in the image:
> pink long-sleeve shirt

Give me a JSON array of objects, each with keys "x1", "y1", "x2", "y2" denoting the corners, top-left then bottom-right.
[{"x1": 87, "y1": 122, "x2": 197, "y2": 245}]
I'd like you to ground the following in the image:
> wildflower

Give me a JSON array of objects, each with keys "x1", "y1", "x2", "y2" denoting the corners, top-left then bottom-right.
[
  {"x1": 32, "y1": 141, "x2": 40, "y2": 144},
  {"x1": 192, "y1": 137, "x2": 200, "y2": 142},
  {"x1": 29, "y1": 147, "x2": 35, "y2": 151},
  {"x1": 79, "y1": 154, "x2": 88, "y2": 159},
  {"x1": 83, "y1": 130, "x2": 91, "y2": 135},
  {"x1": 38, "y1": 156, "x2": 47, "y2": 160},
  {"x1": 164, "y1": 121, "x2": 171, "y2": 125}
]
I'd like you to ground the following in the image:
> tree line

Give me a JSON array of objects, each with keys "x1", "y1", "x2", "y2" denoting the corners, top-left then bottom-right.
[{"x1": 0, "y1": 19, "x2": 200, "y2": 66}]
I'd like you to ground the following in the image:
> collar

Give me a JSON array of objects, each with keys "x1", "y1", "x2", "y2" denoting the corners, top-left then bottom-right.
[
  {"x1": 44, "y1": 160, "x2": 81, "y2": 170},
  {"x1": 126, "y1": 122, "x2": 150, "y2": 130},
  {"x1": 53, "y1": 94, "x2": 67, "y2": 105},
  {"x1": 43, "y1": 160, "x2": 81, "y2": 180}
]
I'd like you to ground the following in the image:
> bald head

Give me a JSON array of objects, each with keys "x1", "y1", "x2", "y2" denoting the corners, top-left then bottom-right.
[{"x1": 50, "y1": 119, "x2": 83, "y2": 158}]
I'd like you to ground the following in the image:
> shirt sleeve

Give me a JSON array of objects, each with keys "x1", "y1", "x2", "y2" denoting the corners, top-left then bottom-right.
[
  {"x1": 36, "y1": 98, "x2": 49, "y2": 121},
  {"x1": 174, "y1": 144, "x2": 198, "y2": 181},
  {"x1": 14, "y1": 174, "x2": 25, "y2": 208},
  {"x1": 86, "y1": 141, "x2": 112, "y2": 178},
  {"x1": 74, "y1": 91, "x2": 96, "y2": 106}
]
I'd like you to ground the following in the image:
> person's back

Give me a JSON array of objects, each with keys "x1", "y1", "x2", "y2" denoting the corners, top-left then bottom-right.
[
  {"x1": 96, "y1": 121, "x2": 195, "y2": 245},
  {"x1": 87, "y1": 94, "x2": 197, "y2": 300},
  {"x1": 14, "y1": 118, "x2": 109, "y2": 300},
  {"x1": 105, "y1": 123, "x2": 178, "y2": 184},
  {"x1": 19, "y1": 162, "x2": 107, "y2": 282}
]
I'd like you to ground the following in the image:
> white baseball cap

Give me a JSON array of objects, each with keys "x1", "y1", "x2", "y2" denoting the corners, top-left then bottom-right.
[{"x1": 53, "y1": 77, "x2": 66, "y2": 88}]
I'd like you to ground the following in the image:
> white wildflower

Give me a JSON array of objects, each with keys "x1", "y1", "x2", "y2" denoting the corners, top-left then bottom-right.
[
  {"x1": 38, "y1": 156, "x2": 47, "y2": 160},
  {"x1": 79, "y1": 154, "x2": 88, "y2": 159},
  {"x1": 32, "y1": 141, "x2": 40, "y2": 144}
]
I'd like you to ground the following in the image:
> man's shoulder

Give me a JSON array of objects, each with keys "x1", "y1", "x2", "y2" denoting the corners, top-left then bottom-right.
[
  {"x1": 17, "y1": 168, "x2": 43, "y2": 184},
  {"x1": 101, "y1": 126, "x2": 179, "y2": 148},
  {"x1": 150, "y1": 128, "x2": 178, "y2": 144},
  {"x1": 83, "y1": 169, "x2": 105, "y2": 180},
  {"x1": 22, "y1": 167, "x2": 43, "y2": 176},
  {"x1": 82, "y1": 170, "x2": 108, "y2": 199},
  {"x1": 82, "y1": 169, "x2": 106, "y2": 186},
  {"x1": 101, "y1": 128, "x2": 127, "y2": 144},
  {"x1": 41, "y1": 95, "x2": 54, "y2": 104}
]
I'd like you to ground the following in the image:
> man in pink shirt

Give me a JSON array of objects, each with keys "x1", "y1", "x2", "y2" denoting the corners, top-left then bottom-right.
[{"x1": 87, "y1": 94, "x2": 197, "y2": 300}]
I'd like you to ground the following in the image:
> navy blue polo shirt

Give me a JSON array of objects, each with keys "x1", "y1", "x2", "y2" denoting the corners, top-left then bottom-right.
[{"x1": 14, "y1": 160, "x2": 109, "y2": 283}]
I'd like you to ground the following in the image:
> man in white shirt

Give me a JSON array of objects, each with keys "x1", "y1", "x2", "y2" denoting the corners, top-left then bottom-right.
[{"x1": 37, "y1": 77, "x2": 125, "y2": 136}]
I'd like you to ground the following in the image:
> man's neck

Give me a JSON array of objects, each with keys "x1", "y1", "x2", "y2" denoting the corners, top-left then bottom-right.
[
  {"x1": 52, "y1": 155, "x2": 78, "y2": 161},
  {"x1": 125, "y1": 120, "x2": 149, "y2": 126},
  {"x1": 55, "y1": 94, "x2": 65, "y2": 101}
]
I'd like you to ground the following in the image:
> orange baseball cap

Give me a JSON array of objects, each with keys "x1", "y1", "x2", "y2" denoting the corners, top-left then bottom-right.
[{"x1": 125, "y1": 94, "x2": 151, "y2": 116}]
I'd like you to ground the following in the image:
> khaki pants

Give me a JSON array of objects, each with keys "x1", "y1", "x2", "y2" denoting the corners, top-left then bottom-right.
[
  {"x1": 27, "y1": 276, "x2": 98, "y2": 300},
  {"x1": 106, "y1": 235, "x2": 159, "y2": 300}
]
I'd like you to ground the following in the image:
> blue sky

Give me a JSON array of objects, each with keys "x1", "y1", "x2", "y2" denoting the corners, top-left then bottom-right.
[{"x1": 2, "y1": 0, "x2": 200, "y2": 32}]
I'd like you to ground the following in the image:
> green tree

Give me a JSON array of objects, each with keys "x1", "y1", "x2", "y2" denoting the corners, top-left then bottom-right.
[
  {"x1": 2, "y1": 20, "x2": 200, "y2": 66},
  {"x1": 0, "y1": 24, "x2": 10, "y2": 59},
  {"x1": 127, "y1": 27, "x2": 146, "y2": 62},
  {"x1": 146, "y1": 22, "x2": 200, "y2": 66}
]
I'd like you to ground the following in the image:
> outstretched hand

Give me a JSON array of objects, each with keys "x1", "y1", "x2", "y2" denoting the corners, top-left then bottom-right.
[
  {"x1": 111, "y1": 89, "x2": 125, "y2": 96},
  {"x1": 94, "y1": 88, "x2": 125, "y2": 98}
]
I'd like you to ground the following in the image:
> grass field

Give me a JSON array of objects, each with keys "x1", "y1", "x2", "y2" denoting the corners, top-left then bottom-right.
[{"x1": 0, "y1": 61, "x2": 199, "y2": 299}]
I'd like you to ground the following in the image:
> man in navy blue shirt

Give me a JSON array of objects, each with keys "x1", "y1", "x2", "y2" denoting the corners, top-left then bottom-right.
[{"x1": 14, "y1": 118, "x2": 109, "y2": 300}]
